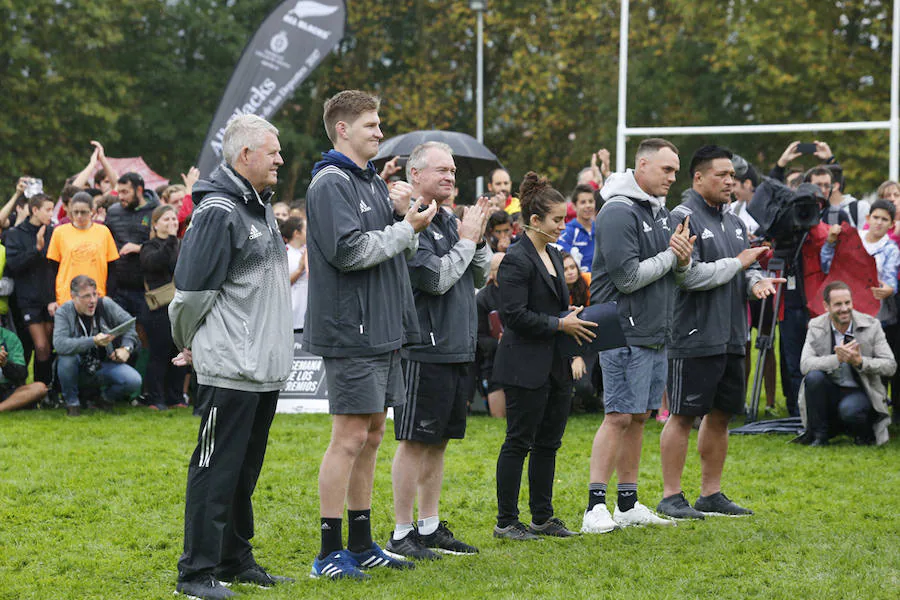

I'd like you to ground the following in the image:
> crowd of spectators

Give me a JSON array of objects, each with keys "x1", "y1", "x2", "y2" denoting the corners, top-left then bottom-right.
[
  {"x1": 2, "y1": 135, "x2": 899, "y2": 444},
  {"x1": 0, "y1": 140, "x2": 310, "y2": 415}
]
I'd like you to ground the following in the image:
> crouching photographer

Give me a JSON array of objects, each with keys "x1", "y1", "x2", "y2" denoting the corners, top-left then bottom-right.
[{"x1": 52, "y1": 275, "x2": 142, "y2": 416}]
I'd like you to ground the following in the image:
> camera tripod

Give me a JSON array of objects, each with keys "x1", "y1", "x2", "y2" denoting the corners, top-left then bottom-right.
[{"x1": 746, "y1": 257, "x2": 785, "y2": 423}]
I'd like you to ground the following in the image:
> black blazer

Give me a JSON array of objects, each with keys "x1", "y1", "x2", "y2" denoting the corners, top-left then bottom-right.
[{"x1": 492, "y1": 234, "x2": 570, "y2": 389}]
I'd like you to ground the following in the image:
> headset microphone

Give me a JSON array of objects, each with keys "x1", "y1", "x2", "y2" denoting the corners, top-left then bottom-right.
[{"x1": 524, "y1": 224, "x2": 555, "y2": 239}]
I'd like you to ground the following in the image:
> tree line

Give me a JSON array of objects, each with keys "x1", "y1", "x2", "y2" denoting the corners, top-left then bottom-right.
[{"x1": 2, "y1": 0, "x2": 894, "y2": 203}]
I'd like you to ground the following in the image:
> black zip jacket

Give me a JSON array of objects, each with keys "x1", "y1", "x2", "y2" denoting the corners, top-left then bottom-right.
[
  {"x1": 401, "y1": 208, "x2": 491, "y2": 363},
  {"x1": 4, "y1": 220, "x2": 56, "y2": 309},
  {"x1": 105, "y1": 191, "x2": 159, "y2": 290},
  {"x1": 140, "y1": 236, "x2": 179, "y2": 290},
  {"x1": 669, "y1": 190, "x2": 763, "y2": 358}
]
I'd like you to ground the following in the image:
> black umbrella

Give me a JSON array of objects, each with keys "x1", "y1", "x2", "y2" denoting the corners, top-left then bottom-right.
[{"x1": 373, "y1": 130, "x2": 502, "y2": 177}]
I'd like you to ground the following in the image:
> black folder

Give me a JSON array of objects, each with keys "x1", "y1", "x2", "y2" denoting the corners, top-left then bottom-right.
[{"x1": 557, "y1": 302, "x2": 626, "y2": 358}]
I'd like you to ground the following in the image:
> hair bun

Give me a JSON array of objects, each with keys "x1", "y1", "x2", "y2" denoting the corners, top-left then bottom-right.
[{"x1": 518, "y1": 171, "x2": 549, "y2": 201}]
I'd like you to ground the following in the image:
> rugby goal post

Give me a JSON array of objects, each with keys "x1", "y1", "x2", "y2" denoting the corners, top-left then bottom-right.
[{"x1": 614, "y1": 0, "x2": 900, "y2": 181}]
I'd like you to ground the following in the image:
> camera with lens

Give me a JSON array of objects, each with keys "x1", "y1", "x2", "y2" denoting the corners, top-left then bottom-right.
[
  {"x1": 81, "y1": 350, "x2": 103, "y2": 376},
  {"x1": 747, "y1": 178, "x2": 824, "y2": 242}
]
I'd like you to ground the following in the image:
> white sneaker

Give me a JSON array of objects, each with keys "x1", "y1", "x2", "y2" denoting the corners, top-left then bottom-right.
[
  {"x1": 613, "y1": 502, "x2": 676, "y2": 527},
  {"x1": 581, "y1": 504, "x2": 618, "y2": 534}
]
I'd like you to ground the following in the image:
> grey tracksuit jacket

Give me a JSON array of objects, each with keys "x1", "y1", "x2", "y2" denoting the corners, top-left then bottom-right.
[
  {"x1": 169, "y1": 163, "x2": 293, "y2": 392},
  {"x1": 302, "y1": 151, "x2": 421, "y2": 358},
  {"x1": 591, "y1": 170, "x2": 687, "y2": 347}
]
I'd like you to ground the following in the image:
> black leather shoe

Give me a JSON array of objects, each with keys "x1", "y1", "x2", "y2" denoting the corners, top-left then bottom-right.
[{"x1": 809, "y1": 437, "x2": 829, "y2": 447}]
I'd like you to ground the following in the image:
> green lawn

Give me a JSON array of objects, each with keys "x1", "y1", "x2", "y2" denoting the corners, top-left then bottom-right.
[{"x1": 1, "y1": 407, "x2": 898, "y2": 599}]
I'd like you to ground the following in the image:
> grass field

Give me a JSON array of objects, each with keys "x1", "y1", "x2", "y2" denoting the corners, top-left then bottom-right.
[{"x1": 1, "y1": 405, "x2": 898, "y2": 600}]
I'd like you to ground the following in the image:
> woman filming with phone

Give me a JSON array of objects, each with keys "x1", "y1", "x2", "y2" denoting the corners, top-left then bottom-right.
[{"x1": 492, "y1": 171, "x2": 597, "y2": 541}]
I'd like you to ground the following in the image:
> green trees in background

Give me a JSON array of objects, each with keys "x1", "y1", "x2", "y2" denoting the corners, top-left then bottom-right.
[{"x1": 1, "y1": 0, "x2": 895, "y2": 201}]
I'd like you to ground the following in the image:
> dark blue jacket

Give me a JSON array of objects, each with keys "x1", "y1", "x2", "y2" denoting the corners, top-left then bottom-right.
[{"x1": 303, "y1": 151, "x2": 421, "y2": 357}]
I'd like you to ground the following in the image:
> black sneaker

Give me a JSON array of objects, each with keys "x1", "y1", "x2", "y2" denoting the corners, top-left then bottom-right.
[
  {"x1": 175, "y1": 575, "x2": 236, "y2": 599},
  {"x1": 217, "y1": 563, "x2": 294, "y2": 587},
  {"x1": 528, "y1": 517, "x2": 580, "y2": 537},
  {"x1": 493, "y1": 521, "x2": 541, "y2": 541},
  {"x1": 384, "y1": 530, "x2": 441, "y2": 560},
  {"x1": 419, "y1": 521, "x2": 479, "y2": 554},
  {"x1": 657, "y1": 492, "x2": 705, "y2": 520},
  {"x1": 693, "y1": 492, "x2": 753, "y2": 517}
]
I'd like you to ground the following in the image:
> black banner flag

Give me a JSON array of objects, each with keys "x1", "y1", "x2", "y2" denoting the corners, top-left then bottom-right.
[{"x1": 196, "y1": 0, "x2": 347, "y2": 176}]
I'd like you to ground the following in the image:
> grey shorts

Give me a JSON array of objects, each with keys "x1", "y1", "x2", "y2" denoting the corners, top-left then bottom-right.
[
  {"x1": 324, "y1": 351, "x2": 406, "y2": 415},
  {"x1": 599, "y1": 345, "x2": 667, "y2": 414}
]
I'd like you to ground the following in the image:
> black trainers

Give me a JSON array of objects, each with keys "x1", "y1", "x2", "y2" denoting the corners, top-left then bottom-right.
[
  {"x1": 657, "y1": 492, "x2": 705, "y2": 520},
  {"x1": 493, "y1": 521, "x2": 541, "y2": 541},
  {"x1": 175, "y1": 575, "x2": 236, "y2": 599},
  {"x1": 528, "y1": 517, "x2": 580, "y2": 537},
  {"x1": 419, "y1": 521, "x2": 479, "y2": 554},
  {"x1": 217, "y1": 563, "x2": 294, "y2": 587},
  {"x1": 384, "y1": 530, "x2": 441, "y2": 560},
  {"x1": 694, "y1": 492, "x2": 753, "y2": 517}
]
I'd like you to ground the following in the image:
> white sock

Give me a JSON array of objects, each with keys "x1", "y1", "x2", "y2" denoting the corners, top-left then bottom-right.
[
  {"x1": 392, "y1": 522, "x2": 414, "y2": 541},
  {"x1": 418, "y1": 515, "x2": 440, "y2": 536}
]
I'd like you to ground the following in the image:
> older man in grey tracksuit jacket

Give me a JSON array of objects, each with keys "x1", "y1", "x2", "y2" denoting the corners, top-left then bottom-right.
[{"x1": 170, "y1": 116, "x2": 293, "y2": 595}]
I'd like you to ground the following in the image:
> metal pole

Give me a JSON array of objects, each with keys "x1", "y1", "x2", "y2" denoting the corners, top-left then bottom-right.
[
  {"x1": 891, "y1": 0, "x2": 899, "y2": 180},
  {"x1": 475, "y1": 8, "x2": 485, "y2": 197},
  {"x1": 615, "y1": 0, "x2": 630, "y2": 173},
  {"x1": 624, "y1": 120, "x2": 892, "y2": 136}
]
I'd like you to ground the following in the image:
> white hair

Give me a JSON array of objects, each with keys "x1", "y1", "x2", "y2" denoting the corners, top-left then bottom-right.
[
  {"x1": 406, "y1": 141, "x2": 454, "y2": 181},
  {"x1": 222, "y1": 114, "x2": 279, "y2": 166}
]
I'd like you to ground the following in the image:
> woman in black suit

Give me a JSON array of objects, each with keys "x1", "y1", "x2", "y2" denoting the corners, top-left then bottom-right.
[{"x1": 492, "y1": 172, "x2": 597, "y2": 540}]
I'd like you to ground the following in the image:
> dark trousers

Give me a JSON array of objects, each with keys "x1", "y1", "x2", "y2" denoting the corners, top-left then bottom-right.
[
  {"x1": 779, "y1": 307, "x2": 808, "y2": 417},
  {"x1": 803, "y1": 370, "x2": 874, "y2": 440},
  {"x1": 496, "y1": 376, "x2": 572, "y2": 527},
  {"x1": 882, "y1": 318, "x2": 900, "y2": 423},
  {"x1": 143, "y1": 305, "x2": 187, "y2": 406},
  {"x1": 177, "y1": 386, "x2": 279, "y2": 582}
]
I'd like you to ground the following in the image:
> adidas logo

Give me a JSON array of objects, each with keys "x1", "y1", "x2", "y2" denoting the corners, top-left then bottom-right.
[
  {"x1": 321, "y1": 522, "x2": 331, "y2": 530},
  {"x1": 642, "y1": 221, "x2": 652, "y2": 233},
  {"x1": 248, "y1": 224, "x2": 262, "y2": 240},
  {"x1": 359, "y1": 200, "x2": 372, "y2": 213},
  {"x1": 353, "y1": 514, "x2": 369, "y2": 521},
  {"x1": 701, "y1": 228, "x2": 714, "y2": 240},
  {"x1": 591, "y1": 490, "x2": 605, "y2": 497},
  {"x1": 432, "y1": 231, "x2": 444, "y2": 241},
  {"x1": 620, "y1": 491, "x2": 635, "y2": 497}
]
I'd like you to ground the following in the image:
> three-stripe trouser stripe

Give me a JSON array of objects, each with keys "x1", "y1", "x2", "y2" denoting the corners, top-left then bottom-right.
[{"x1": 198, "y1": 406, "x2": 218, "y2": 468}]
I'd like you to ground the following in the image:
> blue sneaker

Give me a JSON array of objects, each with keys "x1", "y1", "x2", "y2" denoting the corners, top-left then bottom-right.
[
  {"x1": 348, "y1": 542, "x2": 415, "y2": 570},
  {"x1": 309, "y1": 551, "x2": 369, "y2": 581}
]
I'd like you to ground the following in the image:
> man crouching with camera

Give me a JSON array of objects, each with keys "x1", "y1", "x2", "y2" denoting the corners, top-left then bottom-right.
[
  {"x1": 798, "y1": 281, "x2": 896, "y2": 446},
  {"x1": 53, "y1": 275, "x2": 142, "y2": 416}
]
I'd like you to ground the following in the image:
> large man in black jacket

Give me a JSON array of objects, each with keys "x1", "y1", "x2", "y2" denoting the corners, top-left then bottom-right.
[
  {"x1": 106, "y1": 172, "x2": 158, "y2": 320},
  {"x1": 386, "y1": 142, "x2": 490, "y2": 560},
  {"x1": 305, "y1": 90, "x2": 437, "y2": 580},
  {"x1": 658, "y1": 145, "x2": 781, "y2": 520}
]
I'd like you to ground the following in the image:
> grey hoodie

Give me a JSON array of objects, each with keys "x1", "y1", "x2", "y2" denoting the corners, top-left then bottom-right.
[
  {"x1": 169, "y1": 163, "x2": 293, "y2": 393},
  {"x1": 591, "y1": 170, "x2": 687, "y2": 346}
]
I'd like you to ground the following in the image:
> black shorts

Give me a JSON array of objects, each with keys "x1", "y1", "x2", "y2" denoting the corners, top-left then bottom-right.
[
  {"x1": 394, "y1": 361, "x2": 470, "y2": 444},
  {"x1": 21, "y1": 306, "x2": 52, "y2": 325},
  {"x1": 667, "y1": 354, "x2": 746, "y2": 417}
]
